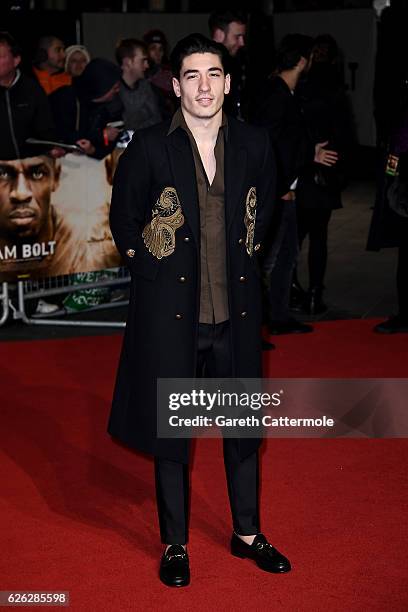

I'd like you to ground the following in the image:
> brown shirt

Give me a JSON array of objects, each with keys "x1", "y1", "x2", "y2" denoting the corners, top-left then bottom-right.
[{"x1": 168, "y1": 108, "x2": 229, "y2": 324}]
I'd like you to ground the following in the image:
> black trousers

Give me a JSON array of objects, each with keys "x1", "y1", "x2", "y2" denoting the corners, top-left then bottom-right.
[
  {"x1": 262, "y1": 199, "x2": 298, "y2": 321},
  {"x1": 154, "y1": 321, "x2": 260, "y2": 544},
  {"x1": 397, "y1": 243, "x2": 408, "y2": 317},
  {"x1": 297, "y1": 207, "x2": 332, "y2": 289}
]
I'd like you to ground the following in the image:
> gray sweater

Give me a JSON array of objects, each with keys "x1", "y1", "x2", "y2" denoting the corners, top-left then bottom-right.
[{"x1": 119, "y1": 78, "x2": 162, "y2": 131}]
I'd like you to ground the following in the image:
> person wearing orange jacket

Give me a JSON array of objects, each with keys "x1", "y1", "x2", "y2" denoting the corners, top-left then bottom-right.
[{"x1": 33, "y1": 35, "x2": 71, "y2": 95}]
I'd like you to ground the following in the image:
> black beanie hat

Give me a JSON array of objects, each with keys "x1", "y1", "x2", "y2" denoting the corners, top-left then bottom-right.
[
  {"x1": 143, "y1": 29, "x2": 167, "y2": 47},
  {"x1": 76, "y1": 58, "x2": 121, "y2": 100}
]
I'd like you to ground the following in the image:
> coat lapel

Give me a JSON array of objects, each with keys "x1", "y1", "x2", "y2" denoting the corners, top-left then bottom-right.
[
  {"x1": 166, "y1": 128, "x2": 200, "y2": 247},
  {"x1": 225, "y1": 121, "x2": 247, "y2": 230}
]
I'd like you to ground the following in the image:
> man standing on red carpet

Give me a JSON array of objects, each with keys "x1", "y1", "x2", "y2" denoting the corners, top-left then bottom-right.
[{"x1": 108, "y1": 33, "x2": 291, "y2": 587}]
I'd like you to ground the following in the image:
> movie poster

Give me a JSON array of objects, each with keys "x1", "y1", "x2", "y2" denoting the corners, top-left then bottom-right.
[{"x1": 0, "y1": 150, "x2": 123, "y2": 281}]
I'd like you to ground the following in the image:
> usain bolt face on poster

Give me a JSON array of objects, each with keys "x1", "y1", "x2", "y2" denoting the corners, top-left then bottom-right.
[{"x1": 0, "y1": 156, "x2": 60, "y2": 266}]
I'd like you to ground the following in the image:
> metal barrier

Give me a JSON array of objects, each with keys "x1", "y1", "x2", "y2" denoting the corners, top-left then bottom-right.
[
  {"x1": 14, "y1": 268, "x2": 130, "y2": 328},
  {"x1": 0, "y1": 282, "x2": 10, "y2": 327}
]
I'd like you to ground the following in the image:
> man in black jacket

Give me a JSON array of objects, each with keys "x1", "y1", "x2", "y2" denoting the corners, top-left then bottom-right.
[
  {"x1": 109, "y1": 33, "x2": 291, "y2": 587},
  {"x1": 295, "y1": 35, "x2": 353, "y2": 314},
  {"x1": 209, "y1": 9, "x2": 247, "y2": 119},
  {"x1": 255, "y1": 34, "x2": 338, "y2": 334},
  {"x1": 0, "y1": 32, "x2": 56, "y2": 160},
  {"x1": 49, "y1": 58, "x2": 123, "y2": 159}
]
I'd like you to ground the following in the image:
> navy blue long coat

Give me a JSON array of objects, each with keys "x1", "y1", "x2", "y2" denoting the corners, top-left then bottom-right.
[{"x1": 108, "y1": 116, "x2": 276, "y2": 463}]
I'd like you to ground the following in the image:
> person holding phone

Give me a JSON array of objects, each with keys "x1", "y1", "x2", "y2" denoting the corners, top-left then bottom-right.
[{"x1": 49, "y1": 58, "x2": 123, "y2": 159}]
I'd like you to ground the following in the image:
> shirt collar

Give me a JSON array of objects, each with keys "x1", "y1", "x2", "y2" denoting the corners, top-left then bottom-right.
[
  {"x1": 3, "y1": 68, "x2": 20, "y2": 89},
  {"x1": 120, "y1": 77, "x2": 140, "y2": 91},
  {"x1": 167, "y1": 107, "x2": 228, "y2": 140}
]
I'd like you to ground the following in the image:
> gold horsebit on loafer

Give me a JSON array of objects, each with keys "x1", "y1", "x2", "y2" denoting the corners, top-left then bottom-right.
[{"x1": 166, "y1": 549, "x2": 188, "y2": 560}]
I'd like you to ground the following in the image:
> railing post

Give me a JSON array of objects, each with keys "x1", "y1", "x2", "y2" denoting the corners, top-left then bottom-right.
[
  {"x1": 16, "y1": 278, "x2": 127, "y2": 329},
  {"x1": 0, "y1": 282, "x2": 10, "y2": 327}
]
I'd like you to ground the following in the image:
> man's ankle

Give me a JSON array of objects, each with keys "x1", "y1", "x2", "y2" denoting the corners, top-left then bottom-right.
[{"x1": 235, "y1": 532, "x2": 257, "y2": 545}]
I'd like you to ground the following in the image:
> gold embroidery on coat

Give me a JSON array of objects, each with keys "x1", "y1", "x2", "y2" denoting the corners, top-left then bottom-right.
[
  {"x1": 142, "y1": 187, "x2": 184, "y2": 259},
  {"x1": 244, "y1": 187, "x2": 257, "y2": 256}
]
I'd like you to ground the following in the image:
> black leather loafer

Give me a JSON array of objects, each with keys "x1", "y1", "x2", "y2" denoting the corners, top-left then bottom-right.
[
  {"x1": 262, "y1": 340, "x2": 276, "y2": 350},
  {"x1": 159, "y1": 544, "x2": 190, "y2": 587},
  {"x1": 268, "y1": 318, "x2": 313, "y2": 335},
  {"x1": 374, "y1": 315, "x2": 408, "y2": 334},
  {"x1": 231, "y1": 533, "x2": 291, "y2": 573}
]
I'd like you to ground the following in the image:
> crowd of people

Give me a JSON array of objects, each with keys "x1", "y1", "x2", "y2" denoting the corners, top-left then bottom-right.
[{"x1": 0, "y1": 7, "x2": 406, "y2": 332}]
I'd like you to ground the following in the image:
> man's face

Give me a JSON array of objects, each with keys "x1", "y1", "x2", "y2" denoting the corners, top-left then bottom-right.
[
  {"x1": 0, "y1": 157, "x2": 59, "y2": 240},
  {"x1": 217, "y1": 21, "x2": 246, "y2": 57},
  {"x1": 148, "y1": 42, "x2": 164, "y2": 66},
  {"x1": 0, "y1": 43, "x2": 20, "y2": 83},
  {"x1": 125, "y1": 47, "x2": 149, "y2": 81},
  {"x1": 172, "y1": 53, "x2": 230, "y2": 122},
  {"x1": 46, "y1": 38, "x2": 65, "y2": 71},
  {"x1": 67, "y1": 50, "x2": 88, "y2": 77}
]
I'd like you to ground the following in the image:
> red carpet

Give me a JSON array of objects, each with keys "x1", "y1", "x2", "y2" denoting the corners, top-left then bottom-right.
[{"x1": 0, "y1": 319, "x2": 407, "y2": 611}]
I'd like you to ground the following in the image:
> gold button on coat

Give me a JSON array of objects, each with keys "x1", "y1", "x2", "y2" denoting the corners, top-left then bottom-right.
[
  {"x1": 126, "y1": 249, "x2": 135, "y2": 258},
  {"x1": 175, "y1": 314, "x2": 183, "y2": 320},
  {"x1": 241, "y1": 311, "x2": 247, "y2": 318},
  {"x1": 238, "y1": 238, "x2": 244, "y2": 245},
  {"x1": 239, "y1": 276, "x2": 246, "y2": 282},
  {"x1": 254, "y1": 243, "x2": 261, "y2": 252},
  {"x1": 179, "y1": 276, "x2": 186, "y2": 283},
  {"x1": 184, "y1": 236, "x2": 190, "y2": 242}
]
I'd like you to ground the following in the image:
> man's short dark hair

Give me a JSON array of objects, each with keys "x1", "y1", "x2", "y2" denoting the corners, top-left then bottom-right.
[
  {"x1": 115, "y1": 38, "x2": 147, "y2": 66},
  {"x1": 275, "y1": 34, "x2": 314, "y2": 72},
  {"x1": 208, "y1": 10, "x2": 247, "y2": 36},
  {"x1": 0, "y1": 31, "x2": 21, "y2": 57},
  {"x1": 37, "y1": 35, "x2": 59, "y2": 51},
  {"x1": 170, "y1": 33, "x2": 228, "y2": 79}
]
